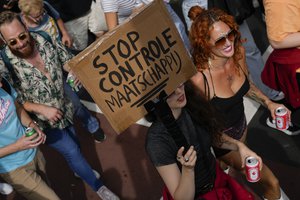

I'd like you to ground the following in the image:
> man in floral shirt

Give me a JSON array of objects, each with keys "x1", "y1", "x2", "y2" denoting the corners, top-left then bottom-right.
[
  {"x1": 0, "y1": 11, "x2": 119, "y2": 199},
  {"x1": 0, "y1": 12, "x2": 106, "y2": 141}
]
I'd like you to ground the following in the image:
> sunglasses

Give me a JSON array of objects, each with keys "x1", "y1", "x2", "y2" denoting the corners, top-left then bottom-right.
[
  {"x1": 7, "y1": 32, "x2": 28, "y2": 46},
  {"x1": 213, "y1": 29, "x2": 236, "y2": 48},
  {"x1": 28, "y1": 9, "x2": 46, "y2": 21}
]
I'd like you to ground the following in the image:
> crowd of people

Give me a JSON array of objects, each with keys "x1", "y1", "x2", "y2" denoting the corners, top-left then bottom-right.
[{"x1": 0, "y1": 0, "x2": 298, "y2": 199}]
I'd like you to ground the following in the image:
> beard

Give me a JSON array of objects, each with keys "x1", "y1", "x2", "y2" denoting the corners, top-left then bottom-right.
[{"x1": 9, "y1": 35, "x2": 35, "y2": 59}]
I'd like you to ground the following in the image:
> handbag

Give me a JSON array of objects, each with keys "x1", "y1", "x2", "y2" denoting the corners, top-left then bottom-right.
[{"x1": 208, "y1": 0, "x2": 255, "y2": 25}]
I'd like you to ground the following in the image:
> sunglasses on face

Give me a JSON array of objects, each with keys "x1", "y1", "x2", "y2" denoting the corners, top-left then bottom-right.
[
  {"x1": 213, "y1": 29, "x2": 236, "y2": 48},
  {"x1": 7, "y1": 32, "x2": 28, "y2": 46},
  {"x1": 28, "y1": 9, "x2": 46, "y2": 20}
]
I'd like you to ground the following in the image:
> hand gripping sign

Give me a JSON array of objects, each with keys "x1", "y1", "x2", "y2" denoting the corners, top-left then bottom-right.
[{"x1": 65, "y1": 0, "x2": 196, "y2": 133}]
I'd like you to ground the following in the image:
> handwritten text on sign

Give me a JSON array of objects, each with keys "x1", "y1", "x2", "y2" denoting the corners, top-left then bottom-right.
[
  {"x1": 93, "y1": 28, "x2": 182, "y2": 112},
  {"x1": 68, "y1": 0, "x2": 196, "y2": 133}
]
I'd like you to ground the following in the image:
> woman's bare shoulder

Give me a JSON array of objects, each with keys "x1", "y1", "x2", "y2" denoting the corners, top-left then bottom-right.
[
  {"x1": 191, "y1": 71, "x2": 203, "y2": 83},
  {"x1": 190, "y1": 71, "x2": 207, "y2": 91}
]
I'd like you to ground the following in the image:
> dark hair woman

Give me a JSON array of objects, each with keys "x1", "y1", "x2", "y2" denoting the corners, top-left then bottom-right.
[{"x1": 145, "y1": 82, "x2": 261, "y2": 200}]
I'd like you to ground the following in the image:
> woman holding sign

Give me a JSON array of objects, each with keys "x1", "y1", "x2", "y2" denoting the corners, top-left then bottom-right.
[
  {"x1": 145, "y1": 82, "x2": 259, "y2": 200},
  {"x1": 189, "y1": 6, "x2": 289, "y2": 200}
]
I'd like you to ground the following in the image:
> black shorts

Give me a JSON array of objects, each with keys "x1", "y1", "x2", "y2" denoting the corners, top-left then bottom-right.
[{"x1": 213, "y1": 114, "x2": 247, "y2": 158}]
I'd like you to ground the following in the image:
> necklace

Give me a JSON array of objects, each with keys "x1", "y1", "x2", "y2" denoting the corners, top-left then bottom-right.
[{"x1": 208, "y1": 58, "x2": 223, "y2": 70}]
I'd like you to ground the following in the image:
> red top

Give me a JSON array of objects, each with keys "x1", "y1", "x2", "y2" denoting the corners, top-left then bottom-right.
[{"x1": 262, "y1": 48, "x2": 300, "y2": 108}]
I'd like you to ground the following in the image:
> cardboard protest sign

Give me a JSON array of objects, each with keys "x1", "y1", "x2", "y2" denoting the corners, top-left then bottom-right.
[{"x1": 66, "y1": 0, "x2": 197, "y2": 133}]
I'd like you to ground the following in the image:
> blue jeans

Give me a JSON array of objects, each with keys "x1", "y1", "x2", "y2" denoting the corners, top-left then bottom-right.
[
  {"x1": 239, "y1": 21, "x2": 280, "y2": 99},
  {"x1": 64, "y1": 82, "x2": 100, "y2": 133},
  {"x1": 44, "y1": 126, "x2": 103, "y2": 191},
  {"x1": 165, "y1": 3, "x2": 191, "y2": 52}
]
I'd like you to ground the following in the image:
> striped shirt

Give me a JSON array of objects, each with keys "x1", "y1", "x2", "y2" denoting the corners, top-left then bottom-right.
[
  {"x1": 101, "y1": 0, "x2": 138, "y2": 23},
  {"x1": 140, "y1": 0, "x2": 170, "y2": 4}
]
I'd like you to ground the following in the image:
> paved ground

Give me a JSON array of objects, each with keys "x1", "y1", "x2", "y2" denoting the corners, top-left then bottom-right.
[
  {"x1": 2, "y1": 112, "x2": 164, "y2": 200},
  {"x1": 3, "y1": 107, "x2": 300, "y2": 200},
  {"x1": 2, "y1": 2, "x2": 300, "y2": 200}
]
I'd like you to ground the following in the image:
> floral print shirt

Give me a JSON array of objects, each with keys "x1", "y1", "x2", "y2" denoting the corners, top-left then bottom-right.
[{"x1": 0, "y1": 33, "x2": 74, "y2": 130}]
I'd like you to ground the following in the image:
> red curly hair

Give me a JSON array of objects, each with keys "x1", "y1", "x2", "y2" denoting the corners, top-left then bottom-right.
[{"x1": 188, "y1": 6, "x2": 243, "y2": 72}]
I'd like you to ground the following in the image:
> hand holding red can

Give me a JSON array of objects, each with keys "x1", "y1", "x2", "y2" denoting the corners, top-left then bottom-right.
[
  {"x1": 245, "y1": 156, "x2": 261, "y2": 182},
  {"x1": 275, "y1": 107, "x2": 289, "y2": 130}
]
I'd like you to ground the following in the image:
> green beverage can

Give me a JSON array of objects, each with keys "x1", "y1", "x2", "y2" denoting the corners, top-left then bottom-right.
[
  {"x1": 66, "y1": 74, "x2": 79, "y2": 92},
  {"x1": 25, "y1": 127, "x2": 36, "y2": 137},
  {"x1": 67, "y1": 77, "x2": 75, "y2": 88}
]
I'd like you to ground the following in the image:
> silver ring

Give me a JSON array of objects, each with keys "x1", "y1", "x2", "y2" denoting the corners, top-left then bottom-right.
[{"x1": 184, "y1": 157, "x2": 189, "y2": 162}]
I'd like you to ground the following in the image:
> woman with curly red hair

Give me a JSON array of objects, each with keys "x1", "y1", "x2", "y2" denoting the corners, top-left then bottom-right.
[{"x1": 189, "y1": 6, "x2": 289, "y2": 200}]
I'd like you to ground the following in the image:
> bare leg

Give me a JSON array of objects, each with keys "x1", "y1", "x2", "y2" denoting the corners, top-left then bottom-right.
[{"x1": 218, "y1": 144, "x2": 281, "y2": 199}]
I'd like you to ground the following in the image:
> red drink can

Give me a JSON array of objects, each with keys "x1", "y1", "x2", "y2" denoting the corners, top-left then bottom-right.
[
  {"x1": 245, "y1": 157, "x2": 260, "y2": 182},
  {"x1": 275, "y1": 107, "x2": 289, "y2": 130}
]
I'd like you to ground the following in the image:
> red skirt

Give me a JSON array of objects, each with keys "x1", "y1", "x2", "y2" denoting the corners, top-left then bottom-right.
[{"x1": 162, "y1": 164, "x2": 254, "y2": 200}]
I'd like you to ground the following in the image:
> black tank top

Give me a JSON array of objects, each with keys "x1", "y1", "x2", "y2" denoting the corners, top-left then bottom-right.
[{"x1": 202, "y1": 71, "x2": 250, "y2": 128}]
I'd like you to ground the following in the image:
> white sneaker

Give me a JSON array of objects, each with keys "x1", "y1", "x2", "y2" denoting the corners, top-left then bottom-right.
[
  {"x1": 74, "y1": 169, "x2": 100, "y2": 179},
  {"x1": 270, "y1": 91, "x2": 285, "y2": 101},
  {"x1": 266, "y1": 117, "x2": 300, "y2": 136},
  {"x1": 97, "y1": 185, "x2": 120, "y2": 200},
  {"x1": 223, "y1": 166, "x2": 230, "y2": 174},
  {"x1": 0, "y1": 183, "x2": 13, "y2": 195}
]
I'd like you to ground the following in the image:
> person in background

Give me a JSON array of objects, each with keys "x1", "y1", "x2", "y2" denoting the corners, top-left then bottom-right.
[
  {"x1": 46, "y1": 0, "x2": 107, "y2": 52},
  {"x1": 146, "y1": 82, "x2": 260, "y2": 200},
  {"x1": 0, "y1": 11, "x2": 118, "y2": 200},
  {"x1": 101, "y1": 0, "x2": 138, "y2": 31},
  {"x1": 262, "y1": 0, "x2": 300, "y2": 131},
  {"x1": 18, "y1": 0, "x2": 72, "y2": 48},
  {"x1": 189, "y1": 6, "x2": 290, "y2": 199},
  {"x1": 257, "y1": 0, "x2": 265, "y2": 16},
  {"x1": 101, "y1": 0, "x2": 191, "y2": 51},
  {"x1": 0, "y1": 76, "x2": 59, "y2": 200},
  {"x1": 1, "y1": 0, "x2": 19, "y2": 12},
  {"x1": 89, "y1": 0, "x2": 107, "y2": 38},
  {"x1": 0, "y1": 182, "x2": 13, "y2": 195},
  {"x1": 182, "y1": 0, "x2": 284, "y2": 102}
]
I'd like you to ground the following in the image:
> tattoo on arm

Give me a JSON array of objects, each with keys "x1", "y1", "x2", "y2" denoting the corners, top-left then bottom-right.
[
  {"x1": 214, "y1": 133, "x2": 238, "y2": 151},
  {"x1": 246, "y1": 81, "x2": 270, "y2": 107}
]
